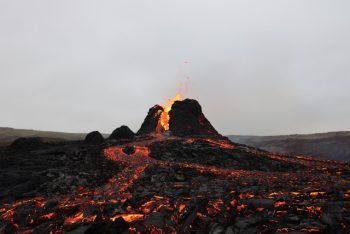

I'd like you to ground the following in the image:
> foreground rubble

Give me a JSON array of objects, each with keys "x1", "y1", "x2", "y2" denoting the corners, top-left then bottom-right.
[{"x1": 1, "y1": 135, "x2": 350, "y2": 233}]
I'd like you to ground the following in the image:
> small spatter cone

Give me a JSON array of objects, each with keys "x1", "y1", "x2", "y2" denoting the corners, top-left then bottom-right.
[
  {"x1": 109, "y1": 125, "x2": 135, "y2": 140},
  {"x1": 137, "y1": 105, "x2": 165, "y2": 135},
  {"x1": 84, "y1": 131, "x2": 105, "y2": 144},
  {"x1": 169, "y1": 99, "x2": 219, "y2": 136}
]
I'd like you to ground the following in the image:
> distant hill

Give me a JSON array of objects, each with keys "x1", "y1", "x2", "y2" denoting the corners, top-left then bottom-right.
[
  {"x1": 0, "y1": 127, "x2": 87, "y2": 146},
  {"x1": 228, "y1": 131, "x2": 350, "y2": 161}
]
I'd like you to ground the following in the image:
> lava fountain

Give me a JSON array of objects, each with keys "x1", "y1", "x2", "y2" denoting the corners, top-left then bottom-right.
[{"x1": 156, "y1": 94, "x2": 183, "y2": 133}]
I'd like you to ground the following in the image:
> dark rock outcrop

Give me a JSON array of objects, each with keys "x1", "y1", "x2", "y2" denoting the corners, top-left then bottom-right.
[
  {"x1": 137, "y1": 105, "x2": 164, "y2": 135},
  {"x1": 85, "y1": 217, "x2": 129, "y2": 234},
  {"x1": 84, "y1": 131, "x2": 104, "y2": 144},
  {"x1": 9, "y1": 137, "x2": 45, "y2": 151},
  {"x1": 109, "y1": 126, "x2": 135, "y2": 140},
  {"x1": 169, "y1": 99, "x2": 219, "y2": 136}
]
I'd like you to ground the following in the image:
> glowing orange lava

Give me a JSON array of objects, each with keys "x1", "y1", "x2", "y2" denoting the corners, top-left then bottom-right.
[
  {"x1": 64, "y1": 212, "x2": 84, "y2": 225},
  {"x1": 157, "y1": 94, "x2": 183, "y2": 132},
  {"x1": 110, "y1": 214, "x2": 144, "y2": 222}
]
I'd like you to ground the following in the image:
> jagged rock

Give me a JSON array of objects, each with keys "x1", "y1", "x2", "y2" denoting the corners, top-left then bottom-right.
[
  {"x1": 321, "y1": 214, "x2": 334, "y2": 226},
  {"x1": 137, "y1": 105, "x2": 164, "y2": 135},
  {"x1": 286, "y1": 216, "x2": 300, "y2": 223},
  {"x1": 84, "y1": 131, "x2": 104, "y2": 144},
  {"x1": 246, "y1": 199, "x2": 275, "y2": 209},
  {"x1": 209, "y1": 223, "x2": 226, "y2": 234},
  {"x1": 145, "y1": 212, "x2": 167, "y2": 228},
  {"x1": 109, "y1": 125, "x2": 135, "y2": 140},
  {"x1": 84, "y1": 217, "x2": 129, "y2": 234},
  {"x1": 109, "y1": 217, "x2": 130, "y2": 233},
  {"x1": 169, "y1": 99, "x2": 219, "y2": 136},
  {"x1": 84, "y1": 220, "x2": 108, "y2": 234}
]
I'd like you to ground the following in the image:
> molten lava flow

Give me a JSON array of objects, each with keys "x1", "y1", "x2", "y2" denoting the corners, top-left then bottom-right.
[
  {"x1": 110, "y1": 214, "x2": 144, "y2": 222},
  {"x1": 157, "y1": 94, "x2": 182, "y2": 132},
  {"x1": 64, "y1": 212, "x2": 84, "y2": 226}
]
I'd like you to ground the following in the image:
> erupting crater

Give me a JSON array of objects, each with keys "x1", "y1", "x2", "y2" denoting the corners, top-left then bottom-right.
[{"x1": 138, "y1": 95, "x2": 219, "y2": 137}]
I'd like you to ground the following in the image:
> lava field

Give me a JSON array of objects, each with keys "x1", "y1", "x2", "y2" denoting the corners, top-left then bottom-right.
[{"x1": 1, "y1": 98, "x2": 350, "y2": 234}]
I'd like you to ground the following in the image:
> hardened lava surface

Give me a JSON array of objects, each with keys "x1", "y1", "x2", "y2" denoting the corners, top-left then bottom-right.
[{"x1": 1, "y1": 136, "x2": 350, "y2": 234}]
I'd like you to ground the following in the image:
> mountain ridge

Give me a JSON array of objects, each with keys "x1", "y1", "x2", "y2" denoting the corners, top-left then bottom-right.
[
  {"x1": 229, "y1": 131, "x2": 350, "y2": 161},
  {"x1": 0, "y1": 127, "x2": 87, "y2": 145}
]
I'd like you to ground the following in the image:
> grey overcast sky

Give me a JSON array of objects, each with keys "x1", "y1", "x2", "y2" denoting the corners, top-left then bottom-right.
[{"x1": 1, "y1": 0, "x2": 350, "y2": 135}]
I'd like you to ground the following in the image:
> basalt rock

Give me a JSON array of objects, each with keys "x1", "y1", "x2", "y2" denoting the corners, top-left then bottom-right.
[
  {"x1": 84, "y1": 131, "x2": 105, "y2": 144},
  {"x1": 169, "y1": 99, "x2": 219, "y2": 136},
  {"x1": 109, "y1": 125, "x2": 135, "y2": 140},
  {"x1": 137, "y1": 105, "x2": 164, "y2": 135}
]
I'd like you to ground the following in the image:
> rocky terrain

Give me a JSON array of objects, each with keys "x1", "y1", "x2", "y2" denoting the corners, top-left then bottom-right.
[
  {"x1": 0, "y1": 140, "x2": 120, "y2": 204},
  {"x1": 229, "y1": 132, "x2": 350, "y2": 162},
  {"x1": 1, "y1": 99, "x2": 350, "y2": 234}
]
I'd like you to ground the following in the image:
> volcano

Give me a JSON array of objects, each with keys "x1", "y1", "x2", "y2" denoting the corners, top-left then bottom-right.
[
  {"x1": 138, "y1": 98, "x2": 219, "y2": 137},
  {"x1": 1, "y1": 99, "x2": 350, "y2": 234}
]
